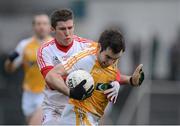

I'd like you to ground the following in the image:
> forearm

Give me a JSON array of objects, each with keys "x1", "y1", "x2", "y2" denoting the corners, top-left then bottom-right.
[
  {"x1": 45, "y1": 65, "x2": 70, "y2": 96},
  {"x1": 4, "y1": 59, "x2": 16, "y2": 73},
  {"x1": 119, "y1": 64, "x2": 144, "y2": 86},
  {"x1": 119, "y1": 74, "x2": 131, "y2": 85}
]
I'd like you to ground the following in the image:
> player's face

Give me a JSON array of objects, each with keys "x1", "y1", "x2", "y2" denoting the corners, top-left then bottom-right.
[
  {"x1": 54, "y1": 20, "x2": 74, "y2": 46},
  {"x1": 98, "y1": 47, "x2": 123, "y2": 68},
  {"x1": 33, "y1": 15, "x2": 51, "y2": 39}
]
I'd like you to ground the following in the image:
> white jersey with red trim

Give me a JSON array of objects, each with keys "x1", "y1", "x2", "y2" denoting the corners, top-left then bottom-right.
[{"x1": 37, "y1": 35, "x2": 94, "y2": 108}]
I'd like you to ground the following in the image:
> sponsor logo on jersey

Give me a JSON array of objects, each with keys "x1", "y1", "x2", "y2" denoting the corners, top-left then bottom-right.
[
  {"x1": 96, "y1": 83, "x2": 112, "y2": 91},
  {"x1": 52, "y1": 56, "x2": 61, "y2": 65}
]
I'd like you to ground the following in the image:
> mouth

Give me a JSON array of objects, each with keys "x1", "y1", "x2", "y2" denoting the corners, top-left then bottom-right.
[
  {"x1": 65, "y1": 37, "x2": 71, "y2": 40},
  {"x1": 101, "y1": 62, "x2": 107, "y2": 67}
]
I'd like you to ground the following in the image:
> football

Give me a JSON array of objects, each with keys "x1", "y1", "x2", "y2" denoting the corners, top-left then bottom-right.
[{"x1": 66, "y1": 70, "x2": 94, "y2": 92}]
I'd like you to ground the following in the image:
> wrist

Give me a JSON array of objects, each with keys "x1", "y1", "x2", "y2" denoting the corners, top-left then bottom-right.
[
  {"x1": 67, "y1": 88, "x2": 70, "y2": 97},
  {"x1": 129, "y1": 76, "x2": 134, "y2": 86}
]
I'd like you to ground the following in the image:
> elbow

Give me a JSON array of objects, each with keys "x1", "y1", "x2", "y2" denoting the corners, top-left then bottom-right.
[
  {"x1": 45, "y1": 69, "x2": 65, "y2": 90},
  {"x1": 45, "y1": 70, "x2": 53, "y2": 85}
]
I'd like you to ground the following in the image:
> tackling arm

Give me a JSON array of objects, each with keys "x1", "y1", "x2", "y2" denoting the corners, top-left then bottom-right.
[
  {"x1": 45, "y1": 63, "x2": 70, "y2": 96},
  {"x1": 45, "y1": 63, "x2": 90, "y2": 100}
]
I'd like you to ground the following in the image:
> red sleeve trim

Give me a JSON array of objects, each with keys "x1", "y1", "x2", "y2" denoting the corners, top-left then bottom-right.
[
  {"x1": 41, "y1": 66, "x2": 54, "y2": 78},
  {"x1": 37, "y1": 39, "x2": 55, "y2": 68},
  {"x1": 116, "y1": 69, "x2": 121, "y2": 82}
]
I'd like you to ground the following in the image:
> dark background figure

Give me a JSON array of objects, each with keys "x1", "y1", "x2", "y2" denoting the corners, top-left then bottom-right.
[
  {"x1": 169, "y1": 29, "x2": 180, "y2": 81},
  {"x1": 150, "y1": 34, "x2": 160, "y2": 80}
]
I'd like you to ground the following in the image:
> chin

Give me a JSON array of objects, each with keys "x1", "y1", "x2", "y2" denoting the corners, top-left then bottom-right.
[
  {"x1": 100, "y1": 64, "x2": 108, "y2": 68},
  {"x1": 65, "y1": 40, "x2": 72, "y2": 45}
]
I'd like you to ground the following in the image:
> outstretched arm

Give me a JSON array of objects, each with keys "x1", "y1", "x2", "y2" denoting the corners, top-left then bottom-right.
[{"x1": 119, "y1": 64, "x2": 144, "y2": 86}]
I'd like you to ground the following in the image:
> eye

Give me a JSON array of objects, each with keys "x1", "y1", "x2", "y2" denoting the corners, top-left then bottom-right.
[
  {"x1": 106, "y1": 55, "x2": 111, "y2": 59},
  {"x1": 67, "y1": 26, "x2": 73, "y2": 30},
  {"x1": 106, "y1": 55, "x2": 118, "y2": 62},
  {"x1": 59, "y1": 27, "x2": 66, "y2": 31}
]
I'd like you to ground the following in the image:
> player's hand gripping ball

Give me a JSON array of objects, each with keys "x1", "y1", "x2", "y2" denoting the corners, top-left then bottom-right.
[
  {"x1": 66, "y1": 70, "x2": 94, "y2": 100},
  {"x1": 130, "y1": 64, "x2": 145, "y2": 86}
]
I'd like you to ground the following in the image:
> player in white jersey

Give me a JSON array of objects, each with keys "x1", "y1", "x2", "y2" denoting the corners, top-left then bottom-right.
[
  {"x1": 38, "y1": 28, "x2": 144, "y2": 125},
  {"x1": 37, "y1": 9, "x2": 100, "y2": 124}
]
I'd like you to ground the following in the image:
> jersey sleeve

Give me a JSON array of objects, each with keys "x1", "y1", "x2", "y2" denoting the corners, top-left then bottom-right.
[
  {"x1": 37, "y1": 47, "x2": 54, "y2": 78},
  {"x1": 116, "y1": 69, "x2": 121, "y2": 82},
  {"x1": 73, "y1": 35, "x2": 97, "y2": 49},
  {"x1": 13, "y1": 39, "x2": 30, "y2": 68},
  {"x1": 113, "y1": 60, "x2": 121, "y2": 83}
]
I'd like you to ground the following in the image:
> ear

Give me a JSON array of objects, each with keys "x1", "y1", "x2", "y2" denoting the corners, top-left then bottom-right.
[
  {"x1": 51, "y1": 26, "x2": 55, "y2": 32},
  {"x1": 97, "y1": 43, "x2": 101, "y2": 53},
  {"x1": 98, "y1": 43, "x2": 101, "y2": 52}
]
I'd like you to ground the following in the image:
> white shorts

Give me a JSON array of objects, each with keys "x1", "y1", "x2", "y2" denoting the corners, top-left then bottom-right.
[
  {"x1": 22, "y1": 91, "x2": 44, "y2": 117},
  {"x1": 42, "y1": 104, "x2": 100, "y2": 125}
]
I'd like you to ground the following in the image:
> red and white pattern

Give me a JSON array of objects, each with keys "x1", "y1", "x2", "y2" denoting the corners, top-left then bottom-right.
[{"x1": 36, "y1": 35, "x2": 94, "y2": 108}]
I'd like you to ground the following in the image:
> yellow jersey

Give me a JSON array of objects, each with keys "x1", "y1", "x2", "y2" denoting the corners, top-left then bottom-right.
[
  {"x1": 14, "y1": 36, "x2": 52, "y2": 93},
  {"x1": 63, "y1": 42, "x2": 118, "y2": 117}
]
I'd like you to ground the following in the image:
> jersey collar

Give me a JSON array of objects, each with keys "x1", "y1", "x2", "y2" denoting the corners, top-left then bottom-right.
[{"x1": 55, "y1": 39, "x2": 74, "y2": 53}]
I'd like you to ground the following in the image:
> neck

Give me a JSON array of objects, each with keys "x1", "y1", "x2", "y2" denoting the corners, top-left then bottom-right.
[
  {"x1": 34, "y1": 35, "x2": 47, "y2": 43},
  {"x1": 55, "y1": 38, "x2": 73, "y2": 52},
  {"x1": 55, "y1": 37, "x2": 64, "y2": 46}
]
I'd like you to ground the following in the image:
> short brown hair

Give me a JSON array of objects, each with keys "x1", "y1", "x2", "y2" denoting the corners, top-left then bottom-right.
[
  {"x1": 99, "y1": 29, "x2": 125, "y2": 54},
  {"x1": 51, "y1": 9, "x2": 73, "y2": 28}
]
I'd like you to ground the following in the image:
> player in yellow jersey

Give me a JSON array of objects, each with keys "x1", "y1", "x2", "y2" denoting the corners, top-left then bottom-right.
[
  {"x1": 4, "y1": 14, "x2": 52, "y2": 125},
  {"x1": 41, "y1": 28, "x2": 144, "y2": 125}
]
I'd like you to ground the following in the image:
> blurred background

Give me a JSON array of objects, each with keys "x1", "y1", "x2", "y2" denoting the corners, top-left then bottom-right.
[{"x1": 0, "y1": 0, "x2": 180, "y2": 124}]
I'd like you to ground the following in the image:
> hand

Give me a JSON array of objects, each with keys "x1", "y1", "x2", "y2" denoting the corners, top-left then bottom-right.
[
  {"x1": 104, "y1": 81, "x2": 120, "y2": 104},
  {"x1": 130, "y1": 64, "x2": 145, "y2": 86},
  {"x1": 69, "y1": 80, "x2": 94, "y2": 100}
]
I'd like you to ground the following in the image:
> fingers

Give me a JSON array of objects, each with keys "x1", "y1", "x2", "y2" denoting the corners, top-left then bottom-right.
[
  {"x1": 108, "y1": 94, "x2": 118, "y2": 104},
  {"x1": 107, "y1": 90, "x2": 117, "y2": 99},
  {"x1": 139, "y1": 71, "x2": 145, "y2": 85},
  {"x1": 104, "y1": 88, "x2": 114, "y2": 95},
  {"x1": 112, "y1": 95, "x2": 117, "y2": 104},
  {"x1": 135, "y1": 64, "x2": 143, "y2": 73},
  {"x1": 79, "y1": 80, "x2": 87, "y2": 86}
]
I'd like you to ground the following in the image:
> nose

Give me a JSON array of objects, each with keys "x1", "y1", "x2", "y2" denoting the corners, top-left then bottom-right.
[
  {"x1": 64, "y1": 28, "x2": 69, "y2": 36},
  {"x1": 107, "y1": 59, "x2": 114, "y2": 65}
]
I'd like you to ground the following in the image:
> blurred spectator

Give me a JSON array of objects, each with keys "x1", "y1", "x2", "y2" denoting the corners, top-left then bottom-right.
[
  {"x1": 169, "y1": 29, "x2": 180, "y2": 81},
  {"x1": 131, "y1": 39, "x2": 142, "y2": 70},
  {"x1": 150, "y1": 34, "x2": 160, "y2": 80}
]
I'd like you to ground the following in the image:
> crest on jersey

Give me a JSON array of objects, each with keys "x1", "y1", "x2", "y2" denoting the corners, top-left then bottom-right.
[{"x1": 52, "y1": 56, "x2": 61, "y2": 65}]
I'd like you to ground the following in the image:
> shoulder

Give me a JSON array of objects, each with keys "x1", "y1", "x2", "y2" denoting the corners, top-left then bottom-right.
[
  {"x1": 73, "y1": 35, "x2": 98, "y2": 48},
  {"x1": 68, "y1": 45, "x2": 97, "y2": 62},
  {"x1": 15, "y1": 37, "x2": 33, "y2": 53},
  {"x1": 37, "y1": 39, "x2": 56, "y2": 58},
  {"x1": 39, "y1": 39, "x2": 55, "y2": 51},
  {"x1": 73, "y1": 35, "x2": 94, "y2": 43},
  {"x1": 17, "y1": 37, "x2": 32, "y2": 49}
]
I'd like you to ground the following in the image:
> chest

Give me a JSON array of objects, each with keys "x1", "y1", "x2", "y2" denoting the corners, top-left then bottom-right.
[
  {"x1": 23, "y1": 42, "x2": 39, "y2": 62},
  {"x1": 51, "y1": 43, "x2": 85, "y2": 65},
  {"x1": 90, "y1": 64, "x2": 117, "y2": 85}
]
